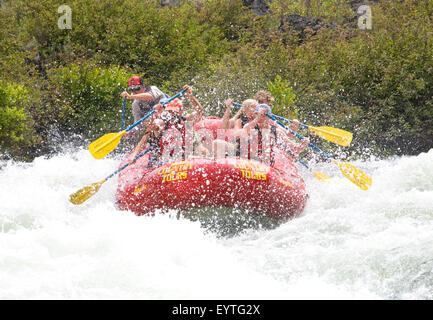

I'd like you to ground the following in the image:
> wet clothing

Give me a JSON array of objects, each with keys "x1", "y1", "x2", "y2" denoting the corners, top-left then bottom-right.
[
  {"x1": 254, "y1": 124, "x2": 277, "y2": 166},
  {"x1": 131, "y1": 86, "x2": 168, "y2": 137},
  {"x1": 146, "y1": 111, "x2": 187, "y2": 168},
  {"x1": 240, "y1": 115, "x2": 251, "y2": 128},
  {"x1": 236, "y1": 124, "x2": 278, "y2": 166},
  {"x1": 235, "y1": 116, "x2": 252, "y2": 157},
  {"x1": 146, "y1": 131, "x2": 164, "y2": 168}
]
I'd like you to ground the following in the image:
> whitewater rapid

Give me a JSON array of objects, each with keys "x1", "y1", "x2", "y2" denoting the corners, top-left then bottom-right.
[{"x1": 0, "y1": 148, "x2": 432, "y2": 299}]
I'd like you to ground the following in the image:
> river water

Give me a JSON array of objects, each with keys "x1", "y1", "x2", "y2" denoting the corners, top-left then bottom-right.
[{"x1": 0, "y1": 147, "x2": 432, "y2": 299}]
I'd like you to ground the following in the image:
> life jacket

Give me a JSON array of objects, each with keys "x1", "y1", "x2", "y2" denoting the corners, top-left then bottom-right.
[
  {"x1": 255, "y1": 124, "x2": 277, "y2": 166},
  {"x1": 147, "y1": 130, "x2": 164, "y2": 168},
  {"x1": 158, "y1": 111, "x2": 186, "y2": 161},
  {"x1": 236, "y1": 124, "x2": 277, "y2": 166},
  {"x1": 240, "y1": 115, "x2": 251, "y2": 128},
  {"x1": 235, "y1": 116, "x2": 252, "y2": 157}
]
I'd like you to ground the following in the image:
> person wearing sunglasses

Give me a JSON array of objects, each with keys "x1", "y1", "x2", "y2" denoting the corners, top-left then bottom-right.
[{"x1": 120, "y1": 76, "x2": 168, "y2": 139}]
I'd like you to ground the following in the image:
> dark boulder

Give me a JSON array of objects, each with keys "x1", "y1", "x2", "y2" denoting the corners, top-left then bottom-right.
[
  {"x1": 280, "y1": 14, "x2": 338, "y2": 40},
  {"x1": 242, "y1": 0, "x2": 270, "y2": 16}
]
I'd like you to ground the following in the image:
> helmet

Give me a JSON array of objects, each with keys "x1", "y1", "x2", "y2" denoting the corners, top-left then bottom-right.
[
  {"x1": 165, "y1": 98, "x2": 183, "y2": 112},
  {"x1": 127, "y1": 76, "x2": 144, "y2": 91},
  {"x1": 158, "y1": 97, "x2": 170, "y2": 105},
  {"x1": 254, "y1": 103, "x2": 272, "y2": 115}
]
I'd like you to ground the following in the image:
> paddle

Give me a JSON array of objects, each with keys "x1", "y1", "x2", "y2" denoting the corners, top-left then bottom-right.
[
  {"x1": 89, "y1": 89, "x2": 185, "y2": 159},
  {"x1": 69, "y1": 147, "x2": 152, "y2": 205},
  {"x1": 277, "y1": 142, "x2": 331, "y2": 182},
  {"x1": 267, "y1": 114, "x2": 372, "y2": 190},
  {"x1": 232, "y1": 102, "x2": 353, "y2": 147},
  {"x1": 272, "y1": 114, "x2": 353, "y2": 147}
]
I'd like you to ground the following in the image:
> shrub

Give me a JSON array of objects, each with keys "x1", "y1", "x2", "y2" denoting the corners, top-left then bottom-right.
[
  {"x1": 266, "y1": 75, "x2": 297, "y2": 118},
  {"x1": 47, "y1": 62, "x2": 133, "y2": 138},
  {"x1": 0, "y1": 81, "x2": 38, "y2": 159},
  {"x1": 1, "y1": 0, "x2": 432, "y2": 160}
]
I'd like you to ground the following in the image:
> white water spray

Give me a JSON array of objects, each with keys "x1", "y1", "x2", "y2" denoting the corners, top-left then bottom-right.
[{"x1": 0, "y1": 148, "x2": 432, "y2": 299}]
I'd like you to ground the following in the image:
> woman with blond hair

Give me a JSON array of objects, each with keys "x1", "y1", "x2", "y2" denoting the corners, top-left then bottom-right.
[
  {"x1": 220, "y1": 98, "x2": 258, "y2": 129},
  {"x1": 212, "y1": 98, "x2": 257, "y2": 159},
  {"x1": 220, "y1": 90, "x2": 274, "y2": 130}
]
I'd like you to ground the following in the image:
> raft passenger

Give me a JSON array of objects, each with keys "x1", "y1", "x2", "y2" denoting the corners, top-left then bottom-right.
[
  {"x1": 120, "y1": 76, "x2": 168, "y2": 139},
  {"x1": 128, "y1": 85, "x2": 205, "y2": 167},
  {"x1": 220, "y1": 98, "x2": 258, "y2": 130},
  {"x1": 254, "y1": 89, "x2": 301, "y2": 139},
  {"x1": 243, "y1": 104, "x2": 310, "y2": 165}
]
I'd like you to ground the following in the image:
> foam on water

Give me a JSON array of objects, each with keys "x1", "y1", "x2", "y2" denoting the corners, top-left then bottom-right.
[{"x1": 0, "y1": 148, "x2": 432, "y2": 299}]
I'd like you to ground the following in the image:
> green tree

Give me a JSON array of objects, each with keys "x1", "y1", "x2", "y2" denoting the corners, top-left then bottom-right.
[
  {"x1": 47, "y1": 62, "x2": 132, "y2": 138},
  {"x1": 0, "y1": 81, "x2": 37, "y2": 159},
  {"x1": 266, "y1": 75, "x2": 297, "y2": 118}
]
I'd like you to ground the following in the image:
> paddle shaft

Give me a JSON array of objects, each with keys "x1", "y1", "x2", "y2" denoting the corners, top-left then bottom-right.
[
  {"x1": 276, "y1": 141, "x2": 313, "y2": 172},
  {"x1": 269, "y1": 113, "x2": 371, "y2": 189},
  {"x1": 233, "y1": 102, "x2": 352, "y2": 145},
  {"x1": 271, "y1": 114, "x2": 309, "y2": 129},
  {"x1": 232, "y1": 102, "x2": 311, "y2": 128},
  {"x1": 104, "y1": 147, "x2": 153, "y2": 182},
  {"x1": 233, "y1": 102, "x2": 335, "y2": 160},
  {"x1": 124, "y1": 89, "x2": 186, "y2": 133},
  {"x1": 266, "y1": 113, "x2": 333, "y2": 159},
  {"x1": 121, "y1": 98, "x2": 127, "y2": 131},
  {"x1": 236, "y1": 102, "x2": 371, "y2": 187}
]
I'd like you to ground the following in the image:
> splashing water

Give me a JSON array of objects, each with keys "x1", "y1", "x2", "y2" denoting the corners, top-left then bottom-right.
[{"x1": 0, "y1": 148, "x2": 432, "y2": 299}]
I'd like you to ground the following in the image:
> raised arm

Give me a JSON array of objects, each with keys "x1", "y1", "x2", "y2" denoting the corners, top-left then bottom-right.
[
  {"x1": 221, "y1": 98, "x2": 234, "y2": 129},
  {"x1": 243, "y1": 108, "x2": 267, "y2": 135},
  {"x1": 284, "y1": 119, "x2": 300, "y2": 139},
  {"x1": 183, "y1": 85, "x2": 204, "y2": 123}
]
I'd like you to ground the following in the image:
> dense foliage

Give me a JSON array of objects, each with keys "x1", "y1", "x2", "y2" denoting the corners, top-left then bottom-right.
[{"x1": 0, "y1": 0, "x2": 432, "y2": 160}]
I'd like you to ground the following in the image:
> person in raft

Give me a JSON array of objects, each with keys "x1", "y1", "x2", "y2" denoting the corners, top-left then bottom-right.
[
  {"x1": 220, "y1": 90, "x2": 276, "y2": 130},
  {"x1": 220, "y1": 98, "x2": 258, "y2": 130},
  {"x1": 212, "y1": 98, "x2": 257, "y2": 159},
  {"x1": 128, "y1": 84, "x2": 206, "y2": 167},
  {"x1": 120, "y1": 76, "x2": 168, "y2": 139},
  {"x1": 242, "y1": 103, "x2": 310, "y2": 165},
  {"x1": 219, "y1": 90, "x2": 275, "y2": 130},
  {"x1": 216, "y1": 91, "x2": 302, "y2": 160},
  {"x1": 254, "y1": 90, "x2": 301, "y2": 139}
]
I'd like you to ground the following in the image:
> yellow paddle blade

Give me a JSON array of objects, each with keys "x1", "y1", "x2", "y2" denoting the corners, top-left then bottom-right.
[
  {"x1": 69, "y1": 179, "x2": 106, "y2": 205},
  {"x1": 312, "y1": 170, "x2": 331, "y2": 182},
  {"x1": 308, "y1": 126, "x2": 353, "y2": 147},
  {"x1": 333, "y1": 160, "x2": 372, "y2": 190},
  {"x1": 88, "y1": 131, "x2": 126, "y2": 159}
]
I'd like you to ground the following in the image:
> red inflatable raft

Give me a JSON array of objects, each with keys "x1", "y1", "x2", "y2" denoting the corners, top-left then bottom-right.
[{"x1": 115, "y1": 118, "x2": 308, "y2": 220}]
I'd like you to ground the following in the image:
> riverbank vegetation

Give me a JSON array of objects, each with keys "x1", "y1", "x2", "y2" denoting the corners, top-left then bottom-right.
[{"x1": 1, "y1": 0, "x2": 432, "y2": 161}]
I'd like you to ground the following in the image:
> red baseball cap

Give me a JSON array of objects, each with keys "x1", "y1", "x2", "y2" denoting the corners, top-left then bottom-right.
[{"x1": 127, "y1": 76, "x2": 144, "y2": 91}]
